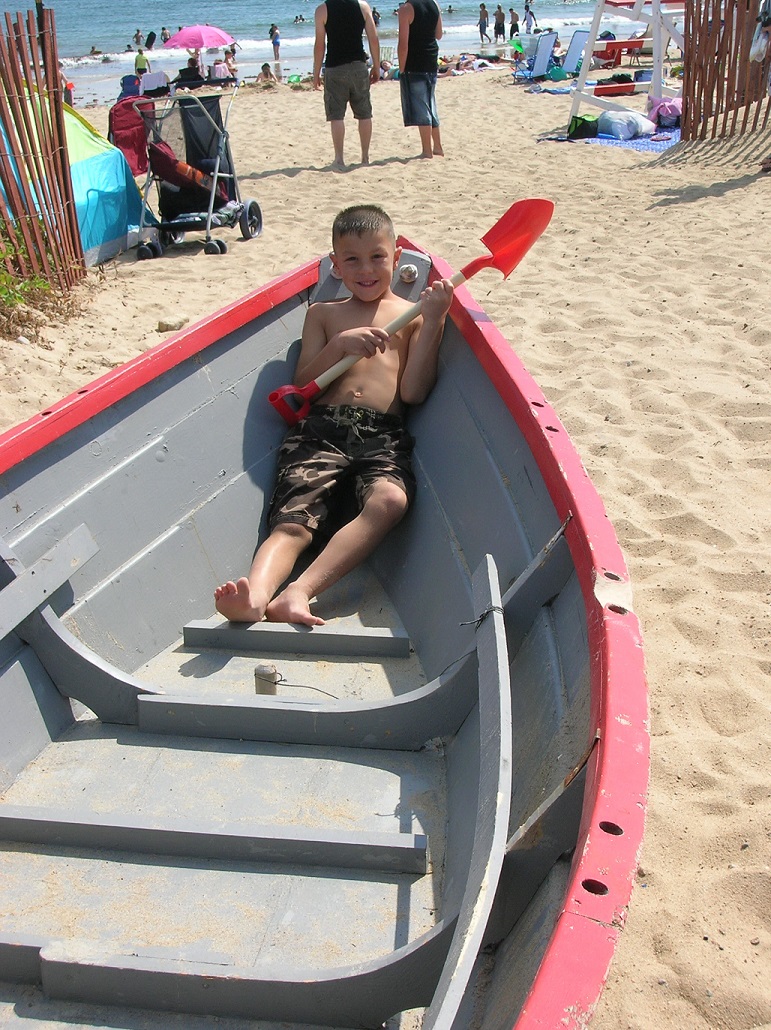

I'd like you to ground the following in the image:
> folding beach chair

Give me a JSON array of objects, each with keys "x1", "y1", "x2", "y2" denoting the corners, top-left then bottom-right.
[
  {"x1": 512, "y1": 31, "x2": 557, "y2": 82},
  {"x1": 561, "y1": 29, "x2": 590, "y2": 75}
]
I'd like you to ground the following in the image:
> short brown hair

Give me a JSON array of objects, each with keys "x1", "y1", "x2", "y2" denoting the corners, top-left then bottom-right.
[{"x1": 332, "y1": 205, "x2": 395, "y2": 246}]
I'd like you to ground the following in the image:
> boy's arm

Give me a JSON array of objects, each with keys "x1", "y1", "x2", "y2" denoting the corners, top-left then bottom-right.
[
  {"x1": 399, "y1": 279, "x2": 454, "y2": 406},
  {"x1": 293, "y1": 303, "x2": 390, "y2": 387}
]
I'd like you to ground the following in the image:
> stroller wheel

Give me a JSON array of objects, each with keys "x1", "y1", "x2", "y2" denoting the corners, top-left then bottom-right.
[
  {"x1": 216, "y1": 239, "x2": 228, "y2": 254},
  {"x1": 240, "y1": 199, "x2": 263, "y2": 240},
  {"x1": 137, "y1": 243, "x2": 155, "y2": 261},
  {"x1": 204, "y1": 240, "x2": 223, "y2": 255}
]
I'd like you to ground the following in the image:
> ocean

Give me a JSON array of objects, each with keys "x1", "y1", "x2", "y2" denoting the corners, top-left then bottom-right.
[{"x1": 46, "y1": 0, "x2": 651, "y2": 106}]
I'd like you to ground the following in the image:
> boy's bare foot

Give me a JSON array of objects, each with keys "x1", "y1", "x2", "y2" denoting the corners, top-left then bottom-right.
[
  {"x1": 419, "y1": 151, "x2": 433, "y2": 159},
  {"x1": 266, "y1": 584, "x2": 326, "y2": 626},
  {"x1": 214, "y1": 578, "x2": 268, "y2": 622},
  {"x1": 331, "y1": 159, "x2": 347, "y2": 171},
  {"x1": 433, "y1": 146, "x2": 445, "y2": 156}
]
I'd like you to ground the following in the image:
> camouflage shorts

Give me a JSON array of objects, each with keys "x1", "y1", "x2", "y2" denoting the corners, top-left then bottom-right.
[{"x1": 268, "y1": 404, "x2": 416, "y2": 534}]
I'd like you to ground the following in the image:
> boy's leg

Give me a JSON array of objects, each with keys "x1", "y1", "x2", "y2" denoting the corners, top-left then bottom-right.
[
  {"x1": 214, "y1": 523, "x2": 313, "y2": 622},
  {"x1": 266, "y1": 479, "x2": 409, "y2": 626}
]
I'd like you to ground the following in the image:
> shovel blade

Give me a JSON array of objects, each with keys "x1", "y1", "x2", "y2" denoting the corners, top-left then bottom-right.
[{"x1": 480, "y1": 198, "x2": 554, "y2": 278}]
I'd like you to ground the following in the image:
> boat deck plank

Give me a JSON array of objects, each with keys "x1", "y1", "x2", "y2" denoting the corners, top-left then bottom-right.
[
  {"x1": 0, "y1": 723, "x2": 445, "y2": 840},
  {"x1": 0, "y1": 848, "x2": 431, "y2": 969}
]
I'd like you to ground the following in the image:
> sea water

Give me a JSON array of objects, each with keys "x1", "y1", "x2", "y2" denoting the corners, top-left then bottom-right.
[{"x1": 48, "y1": 0, "x2": 650, "y2": 106}]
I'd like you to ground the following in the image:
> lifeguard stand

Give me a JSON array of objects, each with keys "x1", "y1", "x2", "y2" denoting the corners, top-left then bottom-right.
[{"x1": 568, "y1": 0, "x2": 684, "y2": 122}]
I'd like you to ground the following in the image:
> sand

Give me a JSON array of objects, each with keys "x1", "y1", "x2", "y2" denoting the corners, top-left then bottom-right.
[{"x1": 1, "y1": 69, "x2": 770, "y2": 1028}]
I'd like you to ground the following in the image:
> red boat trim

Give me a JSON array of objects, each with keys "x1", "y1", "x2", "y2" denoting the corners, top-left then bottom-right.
[
  {"x1": 0, "y1": 258, "x2": 320, "y2": 478},
  {"x1": 418, "y1": 243, "x2": 648, "y2": 1029},
  {"x1": 0, "y1": 240, "x2": 648, "y2": 1027}
]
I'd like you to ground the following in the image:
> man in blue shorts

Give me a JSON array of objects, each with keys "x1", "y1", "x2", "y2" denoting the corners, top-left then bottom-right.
[
  {"x1": 313, "y1": 0, "x2": 380, "y2": 169},
  {"x1": 397, "y1": 0, "x2": 444, "y2": 158}
]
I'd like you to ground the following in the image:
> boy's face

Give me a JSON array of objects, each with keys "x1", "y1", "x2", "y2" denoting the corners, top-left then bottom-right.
[{"x1": 330, "y1": 229, "x2": 402, "y2": 303}]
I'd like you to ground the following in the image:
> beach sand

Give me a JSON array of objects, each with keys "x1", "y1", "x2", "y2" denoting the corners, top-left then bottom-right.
[{"x1": 1, "y1": 70, "x2": 770, "y2": 1028}]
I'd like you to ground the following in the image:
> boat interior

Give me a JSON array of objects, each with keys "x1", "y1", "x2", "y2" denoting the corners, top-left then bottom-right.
[{"x1": 0, "y1": 251, "x2": 592, "y2": 1028}]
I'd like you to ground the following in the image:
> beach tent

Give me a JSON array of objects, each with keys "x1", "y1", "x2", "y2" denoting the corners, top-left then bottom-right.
[
  {"x1": 0, "y1": 98, "x2": 143, "y2": 268},
  {"x1": 64, "y1": 104, "x2": 144, "y2": 265}
]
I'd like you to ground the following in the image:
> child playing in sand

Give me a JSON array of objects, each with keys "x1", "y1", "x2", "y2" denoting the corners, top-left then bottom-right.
[
  {"x1": 214, "y1": 204, "x2": 454, "y2": 626},
  {"x1": 256, "y1": 62, "x2": 278, "y2": 83}
]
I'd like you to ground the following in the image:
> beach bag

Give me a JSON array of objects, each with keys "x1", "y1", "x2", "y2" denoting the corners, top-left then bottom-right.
[
  {"x1": 749, "y1": 23, "x2": 769, "y2": 62},
  {"x1": 568, "y1": 113, "x2": 599, "y2": 139},
  {"x1": 548, "y1": 64, "x2": 569, "y2": 80}
]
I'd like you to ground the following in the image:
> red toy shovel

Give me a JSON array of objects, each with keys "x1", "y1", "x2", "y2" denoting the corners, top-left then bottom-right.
[{"x1": 269, "y1": 198, "x2": 555, "y2": 424}]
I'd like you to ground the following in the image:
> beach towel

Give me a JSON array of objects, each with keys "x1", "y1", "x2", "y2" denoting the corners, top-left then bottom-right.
[{"x1": 587, "y1": 127, "x2": 681, "y2": 152}]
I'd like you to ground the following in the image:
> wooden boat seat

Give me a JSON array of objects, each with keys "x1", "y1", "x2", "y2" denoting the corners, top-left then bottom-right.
[
  {"x1": 0, "y1": 528, "x2": 163, "y2": 726},
  {"x1": 138, "y1": 523, "x2": 573, "y2": 750},
  {"x1": 182, "y1": 614, "x2": 412, "y2": 657},
  {"x1": 0, "y1": 524, "x2": 98, "y2": 640}
]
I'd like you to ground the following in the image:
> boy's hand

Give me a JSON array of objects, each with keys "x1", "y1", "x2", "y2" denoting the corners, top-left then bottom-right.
[
  {"x1": 419, "y1": 278, "x2": 454, "y2": 320},
  {"x1": 334, "y1": 326, "x2": 390, "y2": 359}
]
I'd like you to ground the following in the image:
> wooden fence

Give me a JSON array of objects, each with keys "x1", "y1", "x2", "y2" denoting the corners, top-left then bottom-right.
[
  {"x1": 683, "y1": 0, "x2": 771, "y2": 139},
  {"x1": 0, "y1": 5, "x2": 85, "y2": 291}
]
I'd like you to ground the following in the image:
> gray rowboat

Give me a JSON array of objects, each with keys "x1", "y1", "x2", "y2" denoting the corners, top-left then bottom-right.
[{"x1": 0, "y1": 240, "x2": 648, "y2": 1029}]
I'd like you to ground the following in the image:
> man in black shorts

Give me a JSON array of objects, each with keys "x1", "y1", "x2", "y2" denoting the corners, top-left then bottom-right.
[{"x1": 313, "y1": 0, "x2": 380, "y2": 168}]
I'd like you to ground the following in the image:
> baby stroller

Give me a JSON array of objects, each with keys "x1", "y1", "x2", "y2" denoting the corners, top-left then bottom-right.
[{"x1": 134, "y1": 85, "x2": 262, "y2": 257}]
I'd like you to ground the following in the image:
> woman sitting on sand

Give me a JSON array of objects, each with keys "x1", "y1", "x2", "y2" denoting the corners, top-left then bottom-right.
[{"x1": 256, "y1": 62, "x2": 278, "y2": 84}]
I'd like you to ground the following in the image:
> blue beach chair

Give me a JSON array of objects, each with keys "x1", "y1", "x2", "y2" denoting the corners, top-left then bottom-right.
[
  {"x1": 561, "y1": 29, "x2": 590, "y2": 75},
  {"x1": 512, "y1": 31, "x2": 557, "y2": 82}
]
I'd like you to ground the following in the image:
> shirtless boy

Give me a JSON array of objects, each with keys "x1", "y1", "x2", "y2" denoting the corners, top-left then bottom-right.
[{"x1": 214, "y1": 204, "x2": 454, "y2": 626}]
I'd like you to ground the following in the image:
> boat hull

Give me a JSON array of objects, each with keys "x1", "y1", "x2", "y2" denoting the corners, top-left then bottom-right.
[{"x1": 0, "y1": 242, "x2": 648, "y2": 1028}]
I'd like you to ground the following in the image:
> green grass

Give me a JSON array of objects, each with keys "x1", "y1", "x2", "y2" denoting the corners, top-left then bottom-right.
[{"x1": 0, "y1": 229, "x2": 78, "y2": 341}]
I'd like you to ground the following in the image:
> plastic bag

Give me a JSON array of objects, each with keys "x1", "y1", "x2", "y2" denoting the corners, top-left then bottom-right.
[{"x1": 750, "y1": 23, "x2": 769, "y2": 62}]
